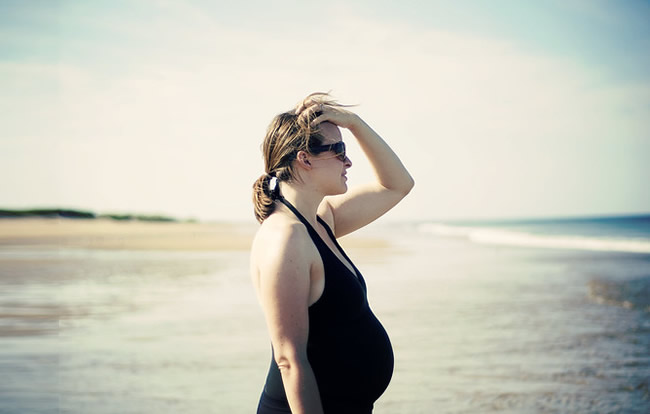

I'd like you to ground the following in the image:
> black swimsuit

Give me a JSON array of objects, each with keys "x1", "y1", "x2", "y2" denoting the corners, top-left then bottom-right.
[{"x1": 257, "y1": 197, "x2": 394, "y2": 414}]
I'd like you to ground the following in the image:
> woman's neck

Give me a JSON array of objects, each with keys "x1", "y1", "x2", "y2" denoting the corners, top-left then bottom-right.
[{"x1": 278, "y1": 182, "x2": 323, "y2": 227}]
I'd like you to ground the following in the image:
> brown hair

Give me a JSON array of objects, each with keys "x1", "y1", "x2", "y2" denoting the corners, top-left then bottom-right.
[{"x1": 252, "y1": 92, "x2": 341, "y2": 223}]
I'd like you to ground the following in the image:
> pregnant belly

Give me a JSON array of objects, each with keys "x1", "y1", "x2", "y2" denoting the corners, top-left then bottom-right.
[{"x1": 308, "y1": 311, "x2": 394, "y2": 402}]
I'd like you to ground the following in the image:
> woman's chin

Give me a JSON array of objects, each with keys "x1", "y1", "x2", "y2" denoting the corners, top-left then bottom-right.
[{"x1": 329, "y1": 184, "x2": 347, "y2": 196}]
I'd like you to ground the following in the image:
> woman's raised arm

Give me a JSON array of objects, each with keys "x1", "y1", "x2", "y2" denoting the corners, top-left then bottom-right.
[{"x1": 310, "y1": 104, "x2": 415, "y2": 237}]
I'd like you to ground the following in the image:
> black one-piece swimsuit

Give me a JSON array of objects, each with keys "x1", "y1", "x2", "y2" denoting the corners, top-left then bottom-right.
[{"x1": 257, "y1": 197, "x2": 394, "y2": 414}]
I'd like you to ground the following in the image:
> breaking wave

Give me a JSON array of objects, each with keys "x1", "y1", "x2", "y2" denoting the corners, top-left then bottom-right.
[{"x1": 418, "y1": 223, "x2": 650, "y2": 254}]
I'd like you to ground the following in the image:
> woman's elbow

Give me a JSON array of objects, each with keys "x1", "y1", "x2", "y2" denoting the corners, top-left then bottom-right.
[
  {"x1": 274, "y1": 349, "x2": 309, "y2": 373},
  {"x1": 406, "y1": 175, "x2": 415, "y2": 193},
  {"x1": 399, "y1": 175, "x2": 415, "y2": 196}
]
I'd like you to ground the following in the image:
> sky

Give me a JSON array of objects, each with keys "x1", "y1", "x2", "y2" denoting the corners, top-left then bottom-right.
[{"x1": 1, "y1": 0, "x2": 649, "y2": 223}]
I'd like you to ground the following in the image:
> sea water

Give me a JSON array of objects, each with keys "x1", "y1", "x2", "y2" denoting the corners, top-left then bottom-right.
[
  {"x1": 418, "y1": 214, "x2": 650, "y2": 255},
  {"x1": 388, "y1": 214, "x2": 650, "y2": 413},
  {"x1": 418, "y1": 214, "x2": 650, "y2": 311}
]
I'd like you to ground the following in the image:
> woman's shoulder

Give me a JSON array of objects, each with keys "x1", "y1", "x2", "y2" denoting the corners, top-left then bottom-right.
[
  {"x1": 255, "y1": 211, "x2": 308, "y2": 240},
  {"x1": 251, "y1": 213, "x2": 315, "y2": 264}
]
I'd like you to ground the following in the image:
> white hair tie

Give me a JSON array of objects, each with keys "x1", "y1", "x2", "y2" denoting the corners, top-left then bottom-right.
[{"x1": 269, "y1": 176, "x2": 278, "y2": 192}]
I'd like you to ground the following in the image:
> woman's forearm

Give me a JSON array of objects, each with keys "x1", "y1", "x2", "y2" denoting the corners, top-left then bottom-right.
[
  {"x1": 348, "y1": 117, "x2": 415, "y2": 194},
  {"x1": 278, "y1": 358, "x2": 324, "y2": 414}
]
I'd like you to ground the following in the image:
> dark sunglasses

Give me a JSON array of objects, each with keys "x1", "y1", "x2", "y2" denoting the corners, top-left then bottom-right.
[{"x1": 309, "y1": 141, "x2": 346, "y2": 161}]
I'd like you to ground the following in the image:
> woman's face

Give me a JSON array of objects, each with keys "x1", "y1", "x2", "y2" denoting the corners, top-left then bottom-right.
[{"x1": 311, "y1": 122, "x2": 352, "y2": 195}]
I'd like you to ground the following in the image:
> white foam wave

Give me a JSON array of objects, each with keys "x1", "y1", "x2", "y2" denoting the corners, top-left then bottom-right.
[{"x1": 417, "y1": 223, "x2": 650, "y2": 254}]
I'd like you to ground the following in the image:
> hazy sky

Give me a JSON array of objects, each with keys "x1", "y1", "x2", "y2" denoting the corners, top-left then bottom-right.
[{"x1": 1, "y1": 0, "x2": 649, "y2": 222}]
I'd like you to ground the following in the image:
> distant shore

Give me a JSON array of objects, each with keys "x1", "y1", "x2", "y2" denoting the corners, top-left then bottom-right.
[
  {"x1": 0, "y1": 217, "x2": 390, "y2": 251},
  {"x1": 0, "y1": 208, "x2": 183, "y2": 222},
  {"x1": 0, "y1": 217, "x2": 254, "y2": 250}
]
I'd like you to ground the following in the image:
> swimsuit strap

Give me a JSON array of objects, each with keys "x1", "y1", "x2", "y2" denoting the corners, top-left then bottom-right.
[
  {"x1": 277, "y1": 196, "x2": 335, "y2": 249},
  {"x1": 277, "y1": 196, "x2": 317, "y2": 234},
  {"x1": 277, "y1": 196, "x2": 363, "y2": 281},
  {"x1": 316, "y1": 217, "x2": 359, "y2": 276}
]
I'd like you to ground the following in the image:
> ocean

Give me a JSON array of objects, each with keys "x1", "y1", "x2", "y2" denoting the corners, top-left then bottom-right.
[
  {"x1": 417, "y1": 214, "x2": 650, "y2": 314},
  {"x1": 1, "y1": 215, "x2": 649, "y2": 413},
  {"x1": 418, "y1": 214, "x2": 650, "y2": 255}
]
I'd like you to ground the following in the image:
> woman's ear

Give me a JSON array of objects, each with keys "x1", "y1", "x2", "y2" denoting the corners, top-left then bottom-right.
[{"x1": 296, "y1": 150, "x2": 312, "y2": 170}]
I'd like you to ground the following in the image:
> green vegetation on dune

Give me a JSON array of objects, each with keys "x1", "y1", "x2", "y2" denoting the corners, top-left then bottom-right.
[{"x1": 0, "y1": 209, "x2": 178, "y2": 222}]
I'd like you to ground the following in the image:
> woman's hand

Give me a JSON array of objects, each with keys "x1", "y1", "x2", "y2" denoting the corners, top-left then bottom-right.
[
  {"x1": 294, "y1": 95, "x2": 361, "y2": 130},
  {"x1": 312, "y1": 105, "x2": 361, "y2": 130}
]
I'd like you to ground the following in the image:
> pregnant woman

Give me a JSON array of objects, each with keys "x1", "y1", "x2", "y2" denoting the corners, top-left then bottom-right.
[{"x1": 251, "y1": 92, "x2": 414, "y2": 414}]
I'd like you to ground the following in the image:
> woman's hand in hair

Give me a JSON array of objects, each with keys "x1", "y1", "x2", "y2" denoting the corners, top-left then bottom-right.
[
  {"x1": 294, "y1": 93, "x2": 360, "y2": 130},
  {"x1": 310, "y1": 104, "x2": 361, "y2": 130}
]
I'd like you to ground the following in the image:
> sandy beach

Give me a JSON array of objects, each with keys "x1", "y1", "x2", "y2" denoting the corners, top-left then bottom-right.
[
  {"x1": 1, "y1": 218, "x2": 648, "y2": 413},
  {"x1": 0, "y1": 218, "x2": 389, "y2": 251}
]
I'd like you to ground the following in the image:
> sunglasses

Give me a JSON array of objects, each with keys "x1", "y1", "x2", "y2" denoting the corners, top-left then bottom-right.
[{"x1": 309, "y1": 141, "x2": 347, "y2": 161}]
